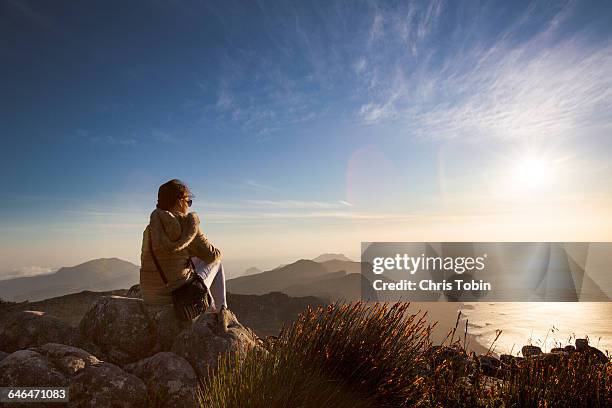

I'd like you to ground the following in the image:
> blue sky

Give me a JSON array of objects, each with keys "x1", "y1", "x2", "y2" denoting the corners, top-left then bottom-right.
[{"x1": 1, "y1": 0, "x2": 612, "y2": 277}]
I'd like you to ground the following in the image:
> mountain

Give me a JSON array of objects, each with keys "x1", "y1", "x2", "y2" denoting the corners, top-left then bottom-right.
[
  {"x1": 242, "y1": 267, "x2": 262, "y2": 276},
  {"x1": 227, "y1": 259, "x2": 330, "y2": 295},
  {"x1": 312, "y1": 253, "x2": 353, "y2": 263},
  {"x1": 227, "y1": 258, "x2": 388, "y2": 301},
  {"x1": 0, "y1": 258, "x2": 139, "y2": 302},
  {"x1": 319, "y1": 259, "x2": 361, "y2": 274}
]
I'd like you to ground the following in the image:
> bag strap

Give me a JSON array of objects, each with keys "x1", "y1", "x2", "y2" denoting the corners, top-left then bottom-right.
[{"x1": 148, "y1": 226, "x2": 169, "y2": 285}]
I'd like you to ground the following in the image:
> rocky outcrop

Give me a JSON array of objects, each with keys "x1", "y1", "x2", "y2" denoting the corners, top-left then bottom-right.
[
  {"x1": 124, "y1": 352, "x2": 199, "y2": 408},
  {"x1": 574, "y1": 338, "x2": 609, "y2": 364},
  {"x1": 0, "y1": 343, "x2": 148, "y2": 407},
  {"x1": 429, "y1": 337, "x2": 610, "y2": 385},
  {"x1": 69, "y1": 358, "x2": 148, "y2": 408},
  {"x1": 477, "y1": 354, "x2": 502, "y2": 376},
  {"x1": 145, "y1": 303, "x2": 193, "y2": 351},
  {"x1": 79, "y1": 296, "x2": 157, "y2": 365},
  {"x1": 0, "y1": 349, "x2": 68, "y2": 388},
  {"x1": 126, "y1": 284, "x2": 142, "y2": 298},
  {"x1": 0, "y1": 310, "x2": 80, "y2": 352},
  {"x1": 171, "y1": 308, "x2": 260, "y2": 379},
  {"x1": 521, "y1": 345, "x2": 542, "y2": 357},
  {"x1": 575, "y1": 338, "x2": 588, "y2": 351},
  {"x1": 0, "y1": 293, "x2": 267, "y2": 406}
]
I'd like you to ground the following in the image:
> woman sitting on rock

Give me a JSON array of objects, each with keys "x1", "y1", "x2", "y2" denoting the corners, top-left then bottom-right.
[{"x1": 140, "y1": 179, "x2": 230, "y2": 331}]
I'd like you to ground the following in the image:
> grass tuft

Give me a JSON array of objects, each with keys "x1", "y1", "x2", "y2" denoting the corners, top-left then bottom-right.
[{"x1": 200, "y1": 301, "x2": 611, "y2": 408}]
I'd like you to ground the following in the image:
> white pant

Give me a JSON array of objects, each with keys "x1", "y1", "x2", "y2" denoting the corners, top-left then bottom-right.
[{"x1": 190, "y1": 257, "x2": 227, "y2": 312}]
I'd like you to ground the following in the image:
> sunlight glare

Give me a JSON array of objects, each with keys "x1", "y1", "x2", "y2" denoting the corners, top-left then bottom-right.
[{"x1": 513, "y1": 156, "x2": 552, "y2": 189}]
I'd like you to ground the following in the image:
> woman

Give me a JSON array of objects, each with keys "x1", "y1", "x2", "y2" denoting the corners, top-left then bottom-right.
[{"x1": 140, "y1": 179, "x2": 230, "y2": 331}]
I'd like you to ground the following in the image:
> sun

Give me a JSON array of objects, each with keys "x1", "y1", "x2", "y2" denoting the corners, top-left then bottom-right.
[{"x1": 513, "y1": 156, "x2": 552, "y2": 189}]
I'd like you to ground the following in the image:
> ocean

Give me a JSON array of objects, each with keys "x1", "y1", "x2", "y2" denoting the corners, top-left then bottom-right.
[{"x1": 460, "y1": 302, "x2": 612, "y2": 356}]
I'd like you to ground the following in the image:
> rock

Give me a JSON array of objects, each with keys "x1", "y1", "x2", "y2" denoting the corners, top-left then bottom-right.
[
  {"x1": 532, "y1": 352, "x2": 564, "y2": 366},
  {"x1": 564, "y1": 345, "x2": 576, "y2": 353},
  {"x1": 0, "y1": 310, "x2": 80, "y2": 352},
  {"x1": 478, "y1": 355, "x2": 501, "y2": 376},
  {"x1": 70, "y1": 360, "x2": 148, "y2": 407},
  {"x1": 478, "y1": 355, "x2": 501, "y2": 368},
  {"x1": 31, "y1": 343, "x2": 101, "y2": 377},
  {"x1": 584, "y1": 346, "x2": 609, "y2": 364},
  {"x1": 171, "y1": 309, "x2": 260, "y2": 379},
  {"x1": 499, "y1": 354, "x2": 514, "y2": 365},
  {"x1": 573, "y1": 338, "x2": 608, "y2": 363},
  {"x1": 575, "y1": 338, "x2": 589, "y2": 352},
  {"x1": 126, "y1": 284, "x2": 142, "y2": 298},
  {"x1": 550, "y1": 347, "x2": 566, "y2": 353},
  {"x1": 0, "y1": 350, "x2": 8, "y2": 361},
  {"x1": 125, "y1": 352, "x2": 198, "y2": 408},
  {"x1": 521, "y1": 345, "x2": 542, "y2": 357},
  {"x1": 145, "y1": 303, "x2": 192, "y2": 352},
  {"x1": 426, "y1": 345, "x2": 470, "y2": 373},
  {"x1": 79, "y1": 296, "x2": 157, "y2": 365},
  {"x1": 0, "y1": 349, "x2": 68, "y2": 387},
  {"x1": 0, "y1": 343, "x2": 147, "y2": 407}
]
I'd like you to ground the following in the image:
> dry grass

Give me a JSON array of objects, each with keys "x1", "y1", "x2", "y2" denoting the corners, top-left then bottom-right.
[{"x1": 200, "y1": 301, "x2": 611, "y2": 408}]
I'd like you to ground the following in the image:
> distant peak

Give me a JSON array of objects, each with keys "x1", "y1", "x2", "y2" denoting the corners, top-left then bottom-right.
[
  {"x1": 70, "y1": 258, "x2": 138, "y2": 268},
  {"x1": 312, "y1": 253, "x2": 353, "y2": 263}
]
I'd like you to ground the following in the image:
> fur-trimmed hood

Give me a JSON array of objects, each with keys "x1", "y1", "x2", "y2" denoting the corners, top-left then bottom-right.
[{"x1": 148, "y1": 208, "x2": 201, "y2": 253}]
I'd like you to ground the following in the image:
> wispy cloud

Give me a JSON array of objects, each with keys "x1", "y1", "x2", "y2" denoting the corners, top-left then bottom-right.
[
  {"x1": 243, "y1": 180, "x2": 277, "y2": 192},
  {"x1": 241, "y1": 199, "x2": 353, "y2": 210},
  {"x1": 356, "y1": 2, "x2": 612, "y2": 141},
  {"x1": 89, "y1": 135, "x2": 137, "y2": 146},
  {"x1": 151, "y1": 129, "x2": 179, "y2": 144}
]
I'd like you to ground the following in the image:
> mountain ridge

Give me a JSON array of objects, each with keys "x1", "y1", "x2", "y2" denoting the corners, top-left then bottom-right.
[{"x1": 0, "y1": 258, "x2": 139, "y2": 302}]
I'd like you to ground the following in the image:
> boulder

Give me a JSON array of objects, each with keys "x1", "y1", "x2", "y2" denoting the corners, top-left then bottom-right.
[
  {"x1": 0, "y1": 310, "x2": 80, "y2": 352},
  {"x1": 0, "y1": 343, "x2": 148, "y2": 408},
  {"x1": 0, "y1": 350, "x2": 8, "y2": 361},
  {"x1": 532, "y1": 352, "x2": 564, "y2": 366},
  {"x1": 499, "y1": 354, "x2": 514, "y2": 365},
  {"x1": 564, "y1": 345, "x2": 576, "y2": 353},
  {"x1": 575, "y1": 338, "x2": 588, "y2": 352},
  {"x1": 0, "y1": 349, "x2": 68, "y2": 387},
  {"x1": 70, "y1": 360, "x2": 148, "y2": 407},
  {"x1": 171, "y1": 309, "x2": 260, "y2": 379},
  {"x1": 145, "y1": 303, "x2": 193, "y2": 352},
  {"x1": 126, "y1": 284, "x2": 142, "y2": 298},
  {"x1": 31, "y1": 343, "x2": 101, "y2": 377},
  {"x1": 79, "y1": 296, "x2": 157, "y2": 365},
  {"x1": 583, "y1": 346, "x2": 609, "y2": 364},
  {"x1": 427, "y1": 345, "x2": 470, "y2": 372},
  {"x1": 124, "y1": 352, "x2": 198, "y2": 408},
  {"x1": 574, "y1": 338, "x2": 608, "y2": 363},
  {"x1": 521, "y1": 345, "x2": 542, "y2": 358},
  {"x1": 477, "y1": 355, "x2": 501, "y2": 376}
]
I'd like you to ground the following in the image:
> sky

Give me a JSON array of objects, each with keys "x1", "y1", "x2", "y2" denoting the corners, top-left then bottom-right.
[{"x1": 1, "y1": 0, "x2": 612, "y2": 278}]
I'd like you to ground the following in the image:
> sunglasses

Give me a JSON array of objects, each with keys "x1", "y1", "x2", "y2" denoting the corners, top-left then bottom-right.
[{"x1": 183, "y1": 197, "x2": 193, "y2": 207}]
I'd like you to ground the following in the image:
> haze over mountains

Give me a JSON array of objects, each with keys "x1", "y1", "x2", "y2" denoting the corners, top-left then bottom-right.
[
  {"x1": 0, "y1": 253, "x2": 370, "y2": 303},
  {"x1": 227, "y1": 255, "x2": 384, "y2": 301},
  {"x1": 0, "y1": 258, "x2": 139, "y2": 302}
]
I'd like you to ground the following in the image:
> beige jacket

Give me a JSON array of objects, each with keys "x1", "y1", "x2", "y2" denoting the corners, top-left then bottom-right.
[{"x1": 140, "y1": 208, "x2": 221, "y2": 306}]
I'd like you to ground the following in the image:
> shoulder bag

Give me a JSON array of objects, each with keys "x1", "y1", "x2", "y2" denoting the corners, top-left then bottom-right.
[{"x1": 147, "y1": 227, "x2": 211, "y2": 321}]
